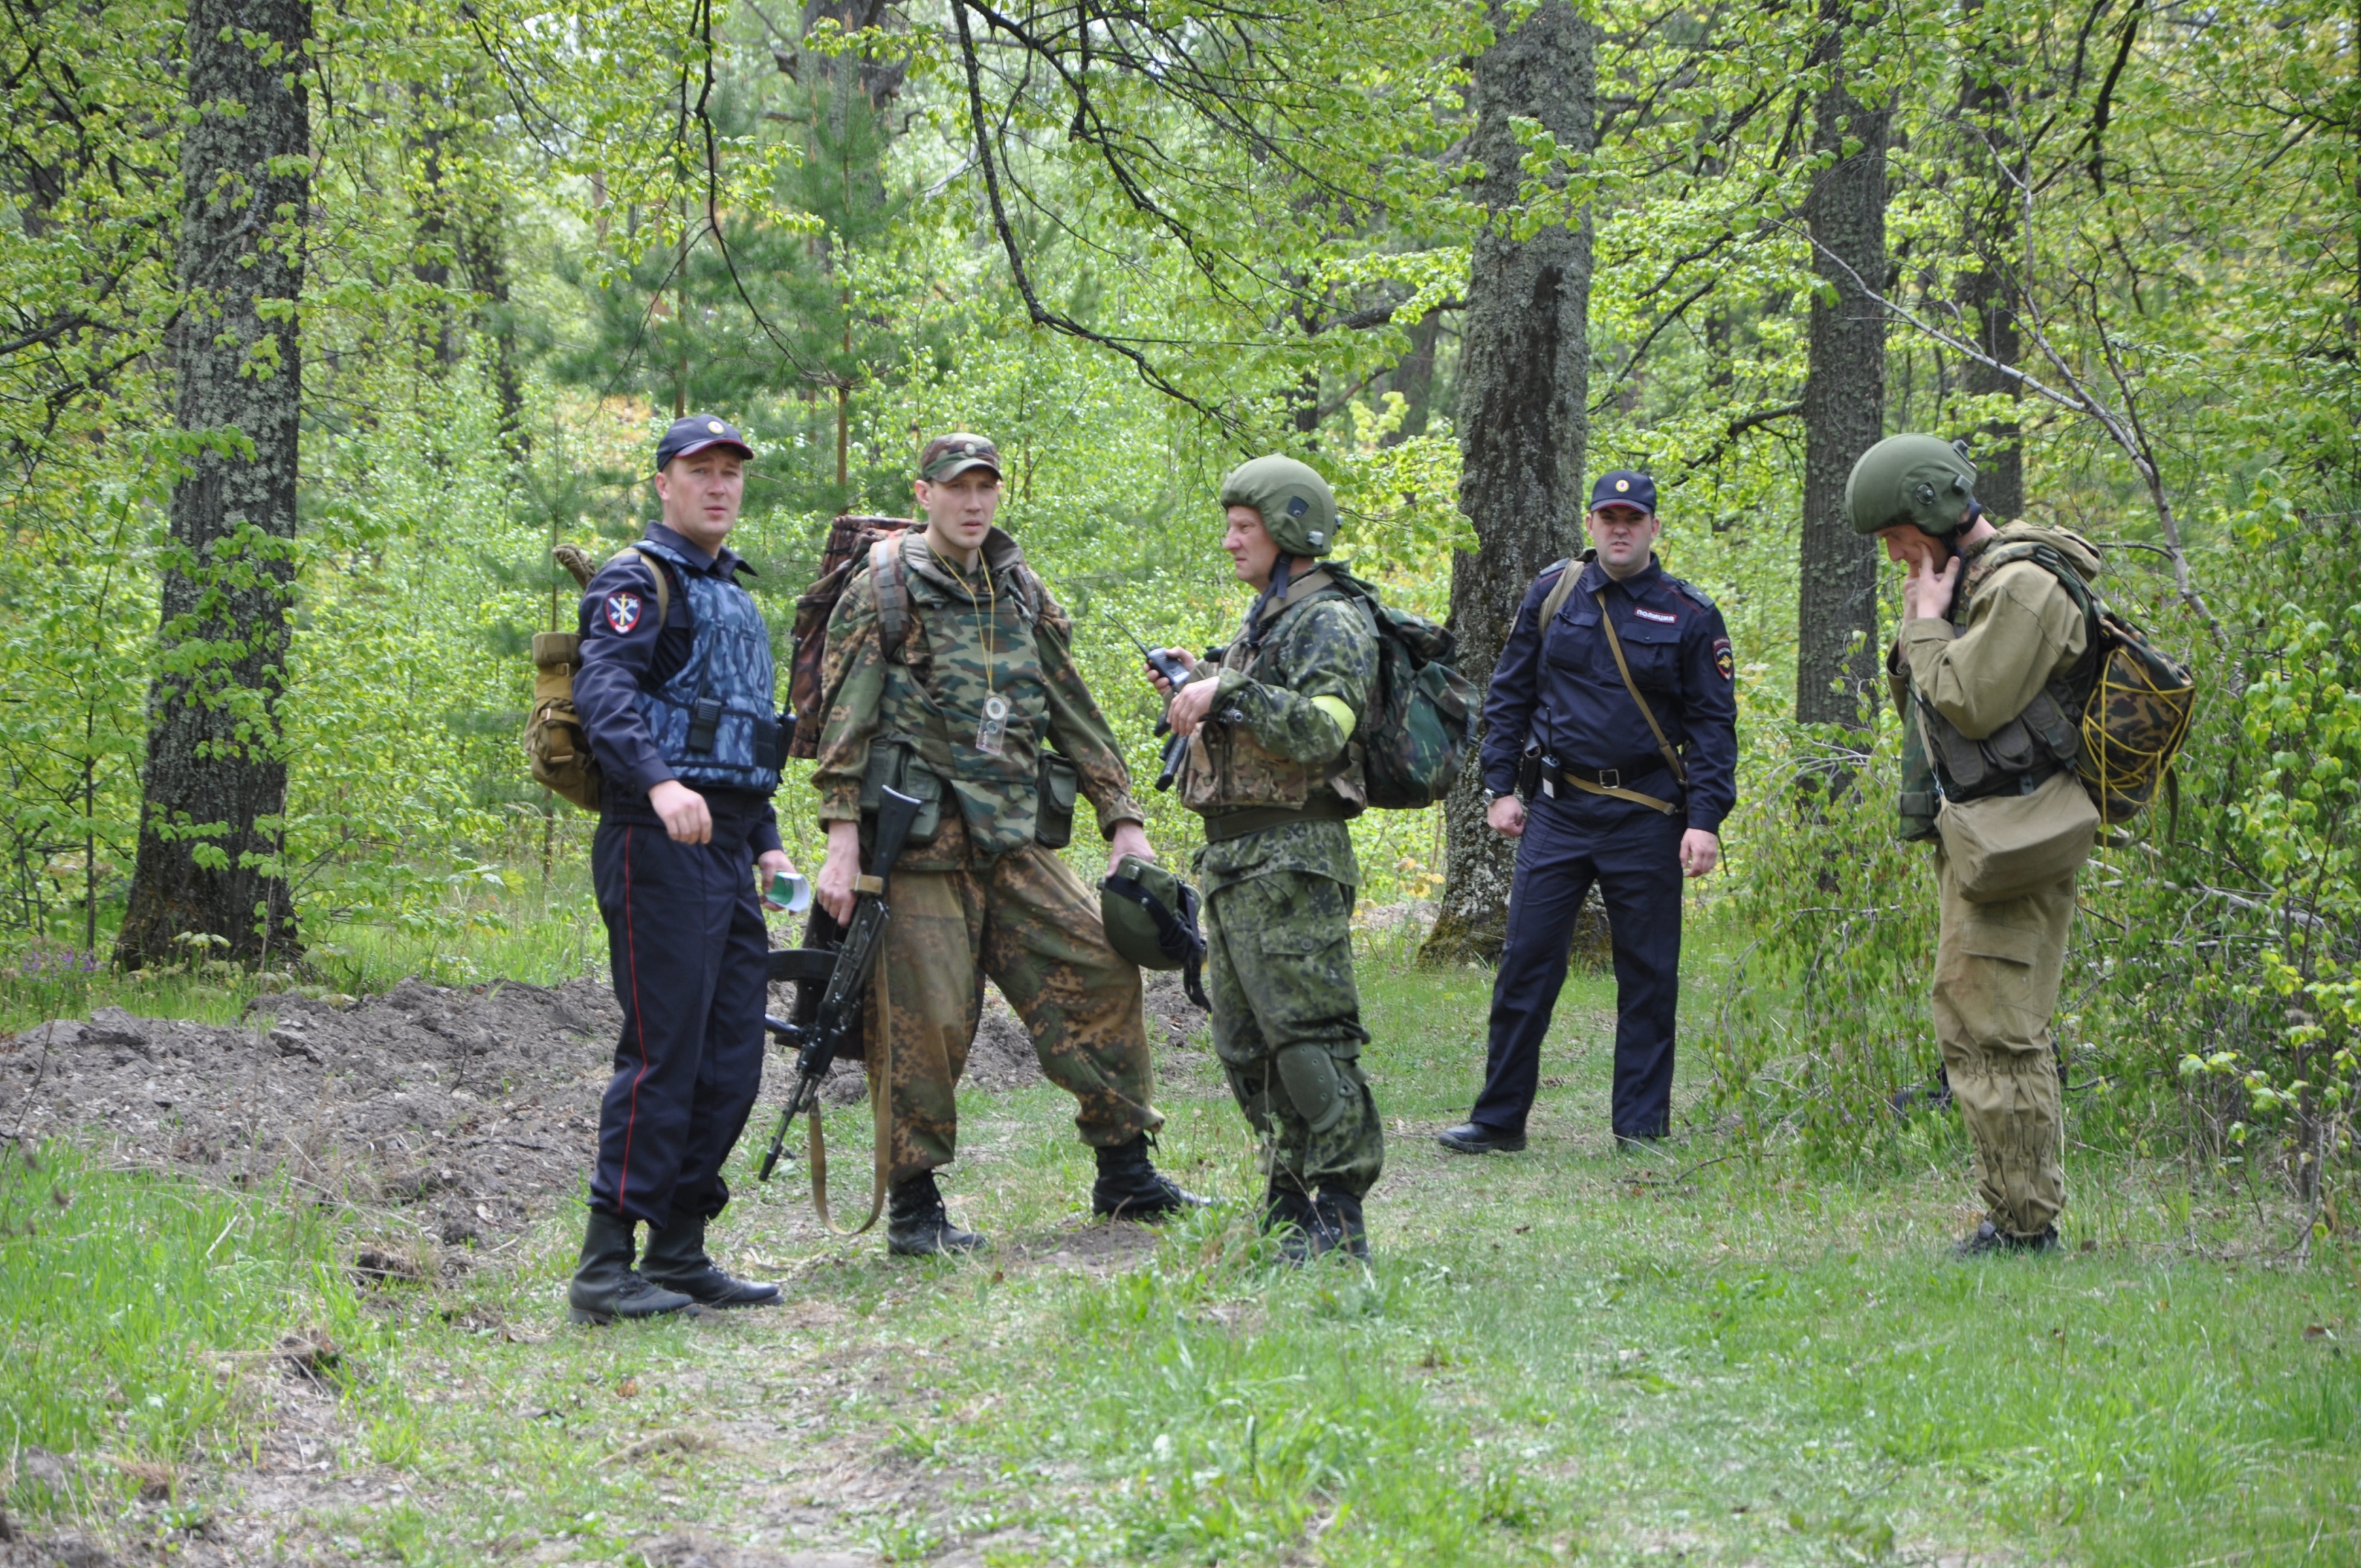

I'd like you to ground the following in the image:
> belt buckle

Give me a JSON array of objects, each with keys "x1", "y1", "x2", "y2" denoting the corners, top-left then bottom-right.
[{"x1": 1598, "y1": 768, "x2": 1619, "y2": 789}]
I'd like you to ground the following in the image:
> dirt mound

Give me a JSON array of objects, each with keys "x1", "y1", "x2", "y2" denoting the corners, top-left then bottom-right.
[{"x1": 0, "y1": 969, "x2": 1212, "y2": 1236}]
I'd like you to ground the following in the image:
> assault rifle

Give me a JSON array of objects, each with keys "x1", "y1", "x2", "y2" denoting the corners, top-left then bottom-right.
[
  {"x1": 755, "y1": 785, "x2": 922, "y2": 1183},
  {"x1": 1108, "y1": 616, "x2": 1196, "y2": 792}
]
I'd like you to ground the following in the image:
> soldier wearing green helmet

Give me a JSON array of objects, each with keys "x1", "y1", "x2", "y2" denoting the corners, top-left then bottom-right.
[
  {"x1": 1851, "y1": 432, "x2": 2107, "y2": 1259},
  {"x1": 1148, "y1": 454, "x2": 1385, "y2": 1261}
]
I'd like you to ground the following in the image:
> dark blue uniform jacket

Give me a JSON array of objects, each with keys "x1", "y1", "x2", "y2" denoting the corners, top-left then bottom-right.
[
  {"x1": 574, "y1": 522, "x2": 785, "y2": 856},
  {"x1": 1479, "y1": 553, "x2": 1738, "y2": 833}
]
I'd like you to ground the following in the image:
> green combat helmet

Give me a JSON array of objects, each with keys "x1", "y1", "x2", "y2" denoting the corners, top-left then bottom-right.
[
  {"x1": 1100, "y1": 856, "x2": 1209, "y2": 1008},
  {"x1": 1846, "y1": 434, "x2": 1979, "y2": 537},
  {"x1": 1220, "y1": 455, "x2": 1337, "y2": 557}
]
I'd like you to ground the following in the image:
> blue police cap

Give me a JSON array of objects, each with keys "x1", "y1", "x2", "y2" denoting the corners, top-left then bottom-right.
[
  {"x1": 656, "y1": 415, "x2": 754, "y2": 471},
  {"x1": 1589, "y1": 470, "x2": 1656, "y2": 513}
]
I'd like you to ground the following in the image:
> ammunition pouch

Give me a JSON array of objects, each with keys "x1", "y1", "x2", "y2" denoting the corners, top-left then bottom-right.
[
  {"x1": 1918, "y1": 685, "x2": 2082, "y2": 805},
  {"x1": 859, "y1": 739, "x2": 944, "y2": 843},
  {"x1": 1035, "y1": 750, "x2": 1078, "y2": 849}
]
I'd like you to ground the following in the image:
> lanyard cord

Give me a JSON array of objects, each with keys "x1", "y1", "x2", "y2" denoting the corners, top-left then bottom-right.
[{"x1": 952, "y1": 555, "x2": 997, "y2": 697}]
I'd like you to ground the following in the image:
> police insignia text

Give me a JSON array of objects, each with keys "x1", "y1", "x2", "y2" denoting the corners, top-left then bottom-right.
[{"x1": 1633, "y1": 606, "x2": 1678, "y2": 625}]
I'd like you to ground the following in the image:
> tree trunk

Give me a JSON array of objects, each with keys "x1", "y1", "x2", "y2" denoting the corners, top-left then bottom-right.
[
  {"x1": 1419, "y1": 1, "x2": 1595, "y2": 966},
  {"x1": 1957, "y1": 8, "x2": 2022, "y2": 520},
  {"x1": 1795, "y1": 1, "x2": 1889, "y2": 729},
  {"x1": 1383, "y1": 309, "x2": 1445, "y2": 445},
  {"x1": 116, "y1": 0, "x2": 309, "y2": 970}
]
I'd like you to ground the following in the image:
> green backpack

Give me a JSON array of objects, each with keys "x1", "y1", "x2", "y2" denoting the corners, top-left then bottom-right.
[{"x1": 1321, "y1": 565, "x2": 1481, "y2": 810}]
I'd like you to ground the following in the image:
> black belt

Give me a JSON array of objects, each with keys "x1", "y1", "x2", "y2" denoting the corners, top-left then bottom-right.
[{"x1": 1203, "y1": 796, "x2": 1354, "y2": 842}]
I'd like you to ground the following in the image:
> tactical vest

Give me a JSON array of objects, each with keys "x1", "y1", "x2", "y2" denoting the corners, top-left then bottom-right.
[
  {"x1": 1897, "y1": 534, "x2": 2099, "y2": 837},
  {"x1": 628, "y1": 539, "x2": 784, "y2": 796},
  {"x1": 872, "y1": 534, "x2": 1056, "y2": 859},
  {"x1": 1179, "y1": 572, "x2": 1366, "y2": 818}
]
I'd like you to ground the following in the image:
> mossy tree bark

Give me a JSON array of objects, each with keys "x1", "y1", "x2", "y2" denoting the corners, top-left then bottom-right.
[
  {"x1": 116, "y1": 0, "x2": 309, "y2": 970},
  {"x1": 1795, "y1": 0, "x2": 1890, "y2": 731},
  {"x1": 1419, "y1": 0, "x2": 1594, "y2": 966}
]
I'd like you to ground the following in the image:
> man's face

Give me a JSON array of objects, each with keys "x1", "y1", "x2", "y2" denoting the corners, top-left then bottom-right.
[
  {"x1": 1877, "y1": 523, "x2": 1949, "y2": 572},
  {"x1": 1587, "y1": 504, "x2": 1659, "y2": 573},
  {"x1": 654, "y1": 450, "x2": 746, "y2": 547},
  {"x1": 1222, "y1": 504, "x2": 1281, "y2": 589},
  {"x1": 915, "y1": 468, "x2": 1001, "y2": 556}
]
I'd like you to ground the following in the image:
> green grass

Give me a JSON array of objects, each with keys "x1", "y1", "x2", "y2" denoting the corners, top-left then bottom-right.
[{"x1": 3, "y1": 945, "x2": 2356, "y2": 1565}]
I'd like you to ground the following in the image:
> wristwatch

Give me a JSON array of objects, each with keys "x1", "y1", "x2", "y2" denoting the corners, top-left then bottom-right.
[{"x1": 1480, "y1": 787, "x2": 1502, "y2": 805}]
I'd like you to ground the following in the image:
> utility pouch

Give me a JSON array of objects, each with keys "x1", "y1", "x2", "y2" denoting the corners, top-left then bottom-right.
[
  {"x1": 686, "y1": 695, "x2": 724, "y2": 754},
  {"x1": 1035, "y1": 750, "x2": 1080, "y2": 849},
  {"x1": 1517, "y1": 741, "x2": 1545, "y2": 803},
  {"x1": 752, "y1": 714, "x2": 783, "y2": 771},
  {"x1": 859, "y1": 739, "x2": 943, "y2": 843},
  {"x1": 1936, "y1": 767, "x2": 2099, "y2": 903}
]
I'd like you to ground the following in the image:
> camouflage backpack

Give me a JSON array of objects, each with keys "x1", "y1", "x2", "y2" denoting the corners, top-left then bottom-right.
[
  {"x1": 784, "y1": 515, "x2": 919, "y2": 759},
  {"x1": 2003, "y1": 543, "x2": 2198, "y2": 825},
  {"x1": 1322, "y1": 565, "x2": 1481, "y2": 810}
]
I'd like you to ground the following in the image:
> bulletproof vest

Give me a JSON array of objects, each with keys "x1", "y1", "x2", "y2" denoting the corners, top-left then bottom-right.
[
  {"x1": 629, "y1": 539, "x2": 784, "y2": 795},
  {"x1": 1179, "y1": 572, "x2": 1366, "y2": 816},
  {"x1": 876, "y1": 534, "x2": 1052, "y2": 858},
  {"x1": 1906, "y1": 537, "x2": 2098, "y2": 811}
]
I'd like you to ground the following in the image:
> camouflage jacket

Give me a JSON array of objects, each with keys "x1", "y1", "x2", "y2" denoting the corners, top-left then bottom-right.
[
  {"x1": 1185, "y1": 574, "x2": 1379, "y2": 893},
  {"x1": 812, "y1": 528, "x2": 1143, "y2": 866}
]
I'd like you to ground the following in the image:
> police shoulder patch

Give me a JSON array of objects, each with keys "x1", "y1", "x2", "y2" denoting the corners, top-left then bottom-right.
[
  {"x1": 1669, "y1": 576, "x2": 1717, "y2": 611},
  {"x1": 1712, "y1": 635, "x2": 1735, "y2": 682},
  {"x1": 604, "y1": 591, "x2": 642, "y2": 634}
]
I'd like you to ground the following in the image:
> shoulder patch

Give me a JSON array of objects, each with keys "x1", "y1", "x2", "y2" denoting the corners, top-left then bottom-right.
[
  {"x1": 602, "y1": 591, "x2": 643, "y2": 635},
  {"x1": 1669, "y1": 577, "x2": 1717, "y2": 611}
]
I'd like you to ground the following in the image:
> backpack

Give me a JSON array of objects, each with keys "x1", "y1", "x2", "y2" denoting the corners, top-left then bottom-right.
[
  {"x1": 1319, "y1": 565, "x2": 1481, "y2": 810},
  {"x1": 524, "y1": 545, "x2": 670, "y2": 812},
  {"x1": 785, "y1": 515, "x2": 919, "y2": 759},
  {"x1": 2003, "y1": 544, "x2": 2198, "y2": 826}
]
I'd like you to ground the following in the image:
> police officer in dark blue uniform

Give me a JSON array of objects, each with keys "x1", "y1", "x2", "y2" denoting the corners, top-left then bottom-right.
[
  {"x1": 565, "y1": 415, "x2": 799, "y2": 1323},
  {"x1": 1437, "y1": 471, "x2": 1738, "y2": 1154}
]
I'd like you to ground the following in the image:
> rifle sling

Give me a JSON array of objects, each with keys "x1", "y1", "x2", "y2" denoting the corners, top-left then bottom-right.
[
  {"x1": 807, "y1": 918, "x2": 891, "y2": 1238},
  {"x1": 1592, "y1": 592, "x2": 1689, "y2": 788}
]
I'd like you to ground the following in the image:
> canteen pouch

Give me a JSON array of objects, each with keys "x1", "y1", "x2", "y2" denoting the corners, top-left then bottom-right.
[
  {"x1": 1035, "y1": 750, "x2": 1079, "y2": 849},
  {"x1": 859, "y1": 739, "x2": 943, "y2": 844},
  {"x1": 1935, "y1": 767, "x2": 2099, "y2": 903}
]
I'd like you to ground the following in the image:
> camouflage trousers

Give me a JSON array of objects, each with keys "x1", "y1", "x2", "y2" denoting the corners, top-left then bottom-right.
[
  {"x1": 1932, "y1": 848, "x2": 2075, "y2": 1238},
  {"x1": 866, "y1": 841, "x2": 1160, "y2": 1181},
  {"x1": 1203, "y1": 869, "x2": 1384, "y2": 1200}
]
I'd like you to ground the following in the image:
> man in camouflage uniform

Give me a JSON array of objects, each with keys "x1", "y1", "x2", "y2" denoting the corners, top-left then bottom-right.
[
  {"x1": 1852, "y1": 434, "x2": 2101, "y2": 1257},
  {"x1": 811, "y1": 432, "x2": 1203, "y2": 1255},
  {"x1": 1153, "y1": 456, "x2": 1383, "y2": 1260}
]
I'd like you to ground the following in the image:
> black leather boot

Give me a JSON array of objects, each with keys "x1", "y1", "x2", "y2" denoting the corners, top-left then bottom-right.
[
  {"x1": 1262, "y1": 1184, "x2": 1321, "y2": 1264},
  {"x1": 1436, "y1": 1121, "x2": 1526, "y2": 1155},
  {"x1": 1313, "y1": 1189, "x2": 1370, "y2": 1261},
  {"x1": 639, "y1": 1212, "x2": 781, "y2": 1308},
  {"x1": 886, "y1": 1172, "x2": 987, "y2": 1257},
  {"x1": 566, "y1": 1207, "x2": 695, "y2": 1325},
  {"x1": 1952, "y1": 1220, "x2": 2063, "y2": 1259},
  {"x1": 1092, "y1": 1134, "x2": 1211, "y2": 1221}
]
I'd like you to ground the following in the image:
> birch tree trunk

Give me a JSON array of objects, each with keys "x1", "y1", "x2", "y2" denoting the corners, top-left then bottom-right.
[
  {"x1": 1795, "y1": 1, "x2": 1889, "y2": 729},
  {"x1": 1419, "y1": 0, "x2": 1594, "y2": 964},
  {"x1": 116, "y1": 0, "x2": 309, "y2": 969}
]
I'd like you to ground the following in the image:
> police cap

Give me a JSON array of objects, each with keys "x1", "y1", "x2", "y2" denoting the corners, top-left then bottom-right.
[
  {"x1": 1846, "y1": 434, "x2": 1979, "y2": 537},
  {"x1": 1220, "y1": 455, "x2": 1338, "y2": 558},
  {"x1": 656, "y1": 414, "x2": 753, "y2": 471},
  {"x1": 1589, "y1": 470, "x2": 1657, "y2": 514}
]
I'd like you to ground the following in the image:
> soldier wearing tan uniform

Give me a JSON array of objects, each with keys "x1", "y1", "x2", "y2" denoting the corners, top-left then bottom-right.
[
  {"x1": 1852, "y1": 434, "x2": 2104, "y2": 1257},
  {"x1": 811, "y1": 433, "x2": 1203, "y2": 1255}
]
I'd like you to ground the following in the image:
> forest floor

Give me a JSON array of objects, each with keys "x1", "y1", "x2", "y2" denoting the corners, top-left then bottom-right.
[{"x1": 2, "y1": 938, "x2": 2356, "y2": 1568}]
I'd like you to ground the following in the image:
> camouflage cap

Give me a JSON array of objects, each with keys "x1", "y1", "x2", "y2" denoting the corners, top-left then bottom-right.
[
  {"x1": 1846, "y1": 434, "x2": 1980, "y2": 537},
  {"x1": 919, "y1": 432, "x2": 1001, "y2": 483},
  {"x1": 1219, "y1": 455, "x2": 1337, "y2": 557}
]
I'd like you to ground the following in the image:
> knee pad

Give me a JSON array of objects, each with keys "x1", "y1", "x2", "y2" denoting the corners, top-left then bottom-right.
[{"x1": 1274, "y1": 1044, "x2": 1346, "y2": 1136}]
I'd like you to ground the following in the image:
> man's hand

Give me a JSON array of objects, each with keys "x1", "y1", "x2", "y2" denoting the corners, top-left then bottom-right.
[
  {"x1": 816, "y1": 819, "x2": 864, "y2": 924},
  {"x1": 1487, "y1": 793, "x2": 1526, "y2": 838},
  {"x1": 1107, "y1": 820, "x2": 1154, "y2": 878},
  {"x1": 1147, "y1": 648, "x2": 1200, "y2": 699},
  {"x1": 1680, "y1": 829, "x2": 1720, "y2": 878},
  {"x1": 1165, "y1": 672, "x2": 1223, "y2": 737},
  {"x1": 1903, "y1": 548, "x2": 1963, "y2": 623},
  {"x1": 755, "y1": 848, "x2": 795, "y2": 906},
  {"x1": 649, "y1": 780, "x2": 711, "y2": 844}
]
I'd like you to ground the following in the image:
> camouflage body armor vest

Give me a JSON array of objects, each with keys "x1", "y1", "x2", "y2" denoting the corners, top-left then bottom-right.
[
  {"x1": 1895, "y1": 530, "x2": 2099, "y2": 840},
  {"x1": 629, "y1": 539, "x2": 783, "y2": 796},
  {"x1": 1179, "y1": 572, "x2": 1366, "y2": 818}
]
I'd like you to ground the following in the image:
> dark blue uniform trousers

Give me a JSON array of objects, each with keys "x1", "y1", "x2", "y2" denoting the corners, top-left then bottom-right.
[
  {"x1": 589, "y1": 792, "x2": 770, "y2": 1227},
  {"x1": 1472, "y1": 786, "x2": 1688, "y2": 1140}
]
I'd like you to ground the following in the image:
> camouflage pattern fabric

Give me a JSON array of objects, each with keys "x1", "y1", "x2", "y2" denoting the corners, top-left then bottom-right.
[
  {"x1": 1202, "y1": 869, "x2": 1383, "y2": 1199},
  {"x1": 812, "y1": 528, "x2": 1143, "y2": 866},
  {"x1": 1932, "y1": 849, "x2": 2073, "y2": 1237},
  {"x1": 1185, "y1": 584, "x2": 1379, "y2": 894},
  {"x1": 864, "y1": 839, "x2": 1160, "y2": 1180},
  {"x1": 2078, "y1": 629, "x2": 2196, "y2": 822}
]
